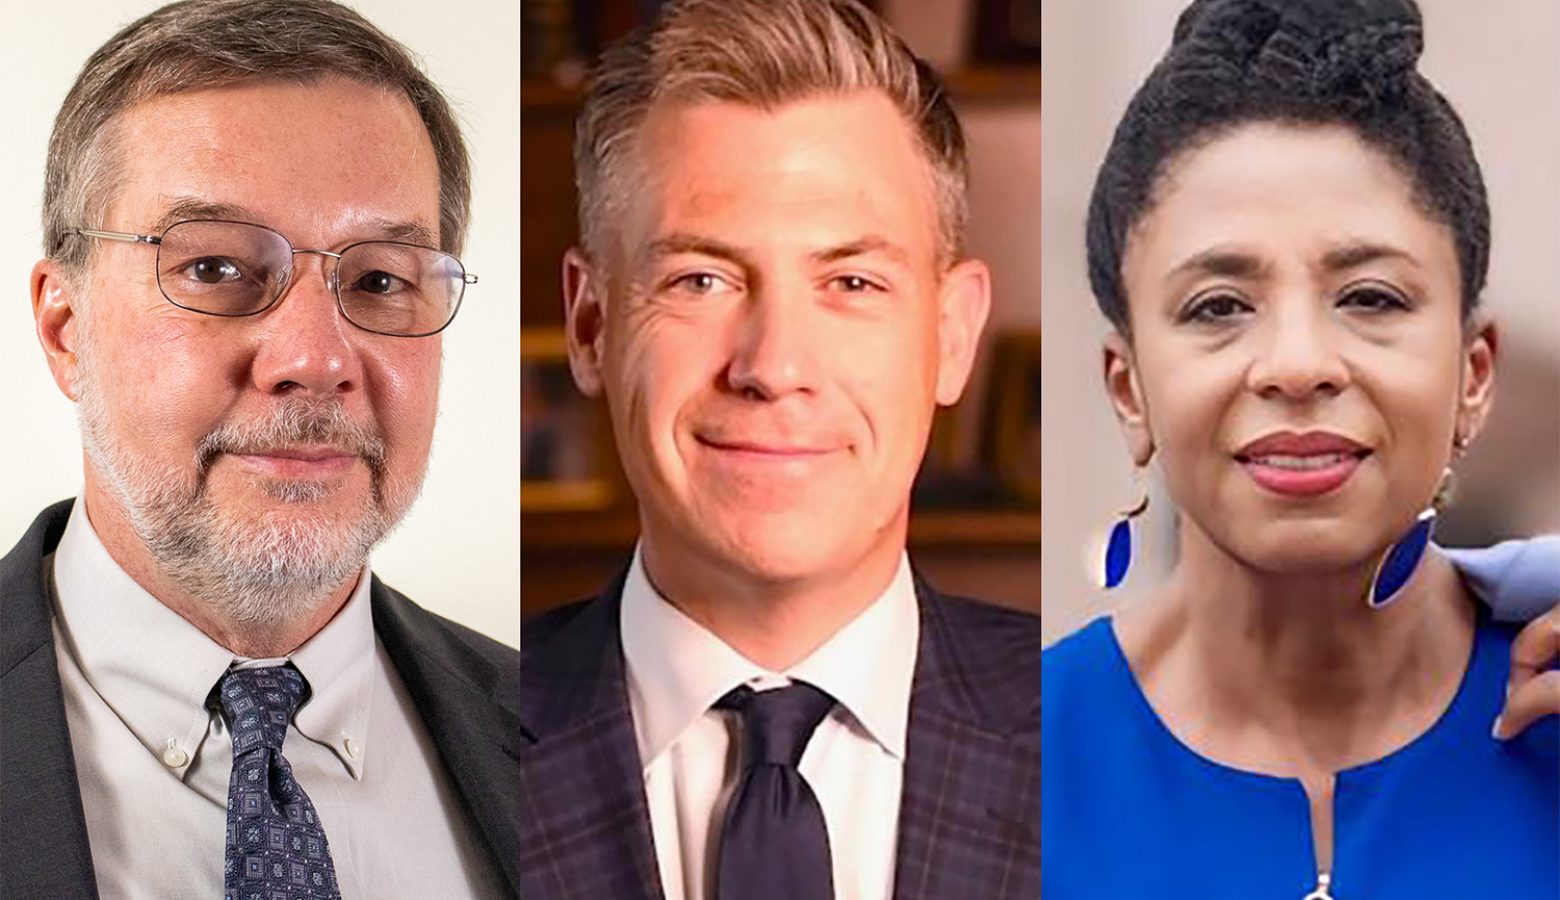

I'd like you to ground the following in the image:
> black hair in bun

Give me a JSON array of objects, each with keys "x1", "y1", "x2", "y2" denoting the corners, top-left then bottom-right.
[
  {"x1": 1173, "y1": 0, "x2": 1422, "y2": 109},
  {"x1": 1086, "y1": 0, "x2": 1489, "y2": 333}
]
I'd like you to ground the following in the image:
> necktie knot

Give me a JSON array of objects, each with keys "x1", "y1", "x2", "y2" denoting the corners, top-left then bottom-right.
[
  {"x1": 716, "y1": 681, "x2": 837, "y2": 899},
  {"x1": 218, "y1": 663, "x2": 340, "y2": 898},
  {"x1": 719, "y1": 682, "x2": 836, "y2": 768},
  {"x1": 219, "y1": 665, "x2": 307, "y2": 755}
]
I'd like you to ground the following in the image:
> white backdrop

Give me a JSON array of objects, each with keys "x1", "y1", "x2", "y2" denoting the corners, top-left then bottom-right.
[{"x1": 0, "y1": 0, "x2": 520, "y2": 648}]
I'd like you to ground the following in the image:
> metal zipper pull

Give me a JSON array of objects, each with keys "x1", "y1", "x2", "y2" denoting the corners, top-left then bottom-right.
[{"x1": 1302, "y1": 871, "x2": 1336, "y2": 900}]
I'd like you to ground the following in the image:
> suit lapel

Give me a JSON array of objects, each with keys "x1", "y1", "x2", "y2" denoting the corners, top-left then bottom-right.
[
  {"x1": 518, "y1": 581, "x2": 663, "y2": 900},
  {"x1": 0, "y1": 501, "x2": 101, "y2": 899},
  {"x1": 892, "y1": 580, "x2": 1043, "y2": 900},
  {"x1": 372, "y1": 580, "x2": 525, "y2": 898}
]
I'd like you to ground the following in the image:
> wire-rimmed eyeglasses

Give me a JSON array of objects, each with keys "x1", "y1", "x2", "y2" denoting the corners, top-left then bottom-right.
[{"x1": 65, "y1": 219, "x2": 477, "y2": 338}]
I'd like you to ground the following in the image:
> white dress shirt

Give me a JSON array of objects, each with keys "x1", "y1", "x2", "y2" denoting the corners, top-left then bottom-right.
[
  {"x1": 48, "y1": 497, "x2": 505, "y2": 900},
  {"x1": 621, "y1": 546, "x2": 919, "y2": 900}
]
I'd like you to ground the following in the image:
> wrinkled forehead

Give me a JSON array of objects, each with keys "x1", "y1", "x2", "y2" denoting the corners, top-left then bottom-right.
[
  {"x1": 104, "y1": 77, "x2": 441, "y2": 247},
  {"x1": 610, "y1": 92, "x2": 943, "y2": 263}
]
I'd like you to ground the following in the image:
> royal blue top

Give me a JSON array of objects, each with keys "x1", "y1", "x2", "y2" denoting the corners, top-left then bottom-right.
[{"x1": 1041, "y1": 612, "x2": 1559, "y2": 899}]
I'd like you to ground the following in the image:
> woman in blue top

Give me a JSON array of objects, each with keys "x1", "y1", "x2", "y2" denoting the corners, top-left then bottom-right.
[{"x1": 1041, "y1": 0, "x2": 1559, "y2": 897}]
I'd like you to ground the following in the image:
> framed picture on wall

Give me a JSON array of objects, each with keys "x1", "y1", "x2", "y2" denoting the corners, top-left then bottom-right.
[
  {"x1": 986, "y1": 330, "x2": 1043, "y2": 505},
  {"x1": 521, "y1": 329, "x2": 618, "y2": 511}
]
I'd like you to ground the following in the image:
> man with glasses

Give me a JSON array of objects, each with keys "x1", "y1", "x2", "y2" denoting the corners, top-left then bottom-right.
[{"x1": 1, "y1": 1, "x2": 517, "y2": 897}]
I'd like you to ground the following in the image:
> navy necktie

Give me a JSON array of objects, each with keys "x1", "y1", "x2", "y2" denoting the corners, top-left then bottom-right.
[
  {"x1": 218, "y1": 665, "x2": 342, "y2": 900},
  {"x1": 716, "y1": 682, "x2": 837, "y2": 900}
]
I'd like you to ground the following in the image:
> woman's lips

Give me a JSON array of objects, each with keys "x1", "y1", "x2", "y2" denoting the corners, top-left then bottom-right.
[
  {"x1": 1235, "y1": 431, "x2": 1370, "y2": 497},
  {"x1": 1240, "y1": 451, "x2": 1366, "y2": 497}
]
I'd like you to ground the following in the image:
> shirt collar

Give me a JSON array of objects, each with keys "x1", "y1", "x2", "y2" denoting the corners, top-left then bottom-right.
[
  {"x1": 620, "y1": 544, "x2": 919, "y2": 769},
  {"x1": 51, "y1": 495, "x2": 377, "y2": 780}
]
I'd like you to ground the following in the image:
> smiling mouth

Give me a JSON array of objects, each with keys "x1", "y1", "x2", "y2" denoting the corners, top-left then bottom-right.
[
  {"x1": 1236, "y1": 449, "x2": 1371, "y2": 497},
  {"x1": 1234, "y1": 431, "x2": 1372, "y2": 497},
  {"x1": 1243, "y1": 452, "x2": 1362, "y2": 471},
  {"x1": 229, "y1": 447, "x2": 360, "y2": 479},
  {"x1": 695, "y1": 435, "x2": 843, "y2": 464}
]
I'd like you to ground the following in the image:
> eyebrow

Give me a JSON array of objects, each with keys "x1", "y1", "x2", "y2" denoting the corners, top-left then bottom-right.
[
  {"x1": 645, "y1": 232, "x2": 913, "y2": 270},
  {"x1": 150, "y1": 198, "x2": 439, "y2": 248},
  {"x1": 1168, "y1": 241, "x2": 1420, "y2": 283},
  {"x1": 646, "y1": 233, "x2": 754, "y2": 267},
  {"x1": 809, "y1": 235, "x2": 912, "y2": 269},
  {"x1": 1319, "y1": 242, "x2": 1420, "y2": 273},
  {"x1": 1167, "y1": 247, "x2": 1270, "y2": 282},
  {"x1": 150, "y1": 199, "x2": 264, "y2": 233}
]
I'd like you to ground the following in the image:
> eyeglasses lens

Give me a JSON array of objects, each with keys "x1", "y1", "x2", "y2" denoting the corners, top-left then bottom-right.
[
  {"x1": 156, "y1": 221, "x2": 287, "y2": 317},
  {"x1": 154, "y1": 220, "x2": 465, "y2": 336}
]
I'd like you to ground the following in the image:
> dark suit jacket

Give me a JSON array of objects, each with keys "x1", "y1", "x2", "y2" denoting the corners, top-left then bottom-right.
[
  {"x1": 0, "y1": 500, "x2": 522, "y2": 898},
  {"x1": 518, "y1": 571, "x2": 1043, "y2": 899}
]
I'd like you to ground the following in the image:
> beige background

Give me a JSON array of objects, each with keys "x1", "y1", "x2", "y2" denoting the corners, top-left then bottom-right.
[
  {"x1": 0, "y1": 0, "x2": 521, "y2": 648},
  {"x1": 1041, "y1": 0, "x2": 1560, "y2": 645}
]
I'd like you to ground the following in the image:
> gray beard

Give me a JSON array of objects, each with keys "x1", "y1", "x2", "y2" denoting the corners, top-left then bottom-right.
[{"x1": 74, "y1": 330, "x2": 424, "y2": 639}]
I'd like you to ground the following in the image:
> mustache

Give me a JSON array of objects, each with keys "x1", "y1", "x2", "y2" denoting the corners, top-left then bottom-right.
[{"x1": 195, "y1": 400, "x2": 387, "y2": 476}]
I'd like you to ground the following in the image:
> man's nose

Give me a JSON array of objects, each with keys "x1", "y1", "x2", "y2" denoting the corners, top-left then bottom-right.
[
  {"x1": 725, "y1": 285, "x2": 818, "y2": 400},
  {"x1": 250, "y1": 252, "x2": 363, "y2": 397}
]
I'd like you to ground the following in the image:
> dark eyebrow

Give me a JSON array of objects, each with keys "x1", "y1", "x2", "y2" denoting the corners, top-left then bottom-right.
[
  {"x1": 1320, "y1": 242, "x2": 1419, "y2": 273},
  {"x1": 1168, "y1": 242, "x2": 1422, "y2": 284},
  {"x1": 150, "y1": 198, "x2": 439, "y2": 248},
  {"x1": 1167, "y1": 247, "x2": 1270, "y2": 282}
]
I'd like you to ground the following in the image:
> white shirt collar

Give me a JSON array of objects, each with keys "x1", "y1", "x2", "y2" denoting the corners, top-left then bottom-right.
[
  {"x1": 620, "y1": 544, "x2": 919, "y2": 770},
  {"x1": 51, "y1": 495, "x2": 377, "y2": 779}
]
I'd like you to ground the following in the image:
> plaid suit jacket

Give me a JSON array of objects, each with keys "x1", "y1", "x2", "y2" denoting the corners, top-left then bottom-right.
[{"x1": 518, "y1": 570, "x2": 1042, "y2": 899}]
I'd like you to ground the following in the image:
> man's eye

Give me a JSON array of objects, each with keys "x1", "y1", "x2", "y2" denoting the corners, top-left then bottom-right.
[
  {"x1": 182, "y1": 257, "x2": 244, "y2": 284},
  {"x1": 1181, "y1": 292, "x2": 1251, "y2": 323},
  {"x1": 669, "y1": 272, "x2": 732, "y2": 295},
  {"x1": 832, "y1": 274, "x2": 882, "y2": 293},
  {"x1": 353, "y1": 271, "x2": 410, "y2": 295}
]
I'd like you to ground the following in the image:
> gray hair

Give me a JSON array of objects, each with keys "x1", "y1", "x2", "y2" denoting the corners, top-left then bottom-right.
[
  {"x1": 574, "y1": 0, "x2": 969, "y2": 264},
  {"x1": 44, "y1": 0, "x2": 471, "y2": 285}
]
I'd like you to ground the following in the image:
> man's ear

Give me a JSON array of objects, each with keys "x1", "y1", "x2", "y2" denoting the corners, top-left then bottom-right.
[
  {"x1": 562, "y1": 246, "x2": 608, "y2": 398},
  {"x1": 1102, "y1": 330, "x2": 1154, "y2": 465},
  {"x1": 933, "y1": 258, "x2": 992, "y2": 406},
  {"x1": 33, "y1": 258, "x2": 85, "y2": 402},
  {"x1": 1456, "y1": 317, "x2": 1498, "y2": 446}
]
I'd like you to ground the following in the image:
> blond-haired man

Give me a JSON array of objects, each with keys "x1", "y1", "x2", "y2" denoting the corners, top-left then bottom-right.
[{"x1": 518, "y1": 2, "x2": 1040, "y2": 898}]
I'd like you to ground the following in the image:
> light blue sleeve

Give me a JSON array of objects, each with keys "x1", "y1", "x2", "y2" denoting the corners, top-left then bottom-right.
[{"x1": 1440, "y1": 536, "x2": 1560, "y2": 623}]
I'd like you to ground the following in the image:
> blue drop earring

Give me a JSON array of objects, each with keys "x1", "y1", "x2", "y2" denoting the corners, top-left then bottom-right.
[
  {"x1": 1368, "y1": 460, "x2": 1457, "y2": 609},
  {"x1": 1367, "y1": 506, "x2": 1436, "y2": 609},
  {"x1": 1095, "y1": 469, "x2": 1150, "y2": 590}
]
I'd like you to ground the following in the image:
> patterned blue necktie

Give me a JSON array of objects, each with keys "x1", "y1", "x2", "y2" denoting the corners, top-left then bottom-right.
[
  {"x1": 218, "y1": 665, "x2": 342, "y2": 900},
  {"x1": 716, "y1": 682, "x2": 837, "y2": 900}
]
